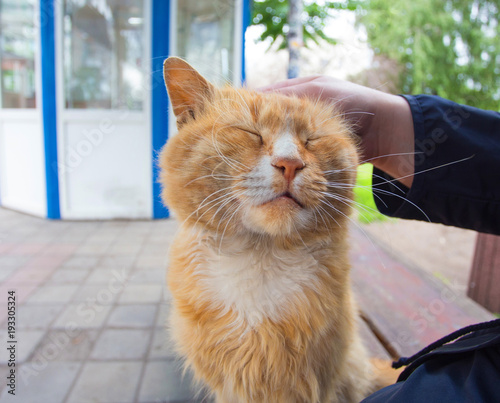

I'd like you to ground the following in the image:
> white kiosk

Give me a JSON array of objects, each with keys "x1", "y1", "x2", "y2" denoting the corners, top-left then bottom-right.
[{"x1": 0, "y1": 0, "x2": 249, "y2": 219}]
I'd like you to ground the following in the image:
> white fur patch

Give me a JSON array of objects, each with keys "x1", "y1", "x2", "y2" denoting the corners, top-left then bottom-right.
[
  {"x1": 241, "y1": 155, "x2": 276, "y2": 205},
  {"x1": 198, "y1": 240, "x2": 323, "y2": 327},
  {"x1": 273, "y1": 131, "x2": 299, "y2": 160}
]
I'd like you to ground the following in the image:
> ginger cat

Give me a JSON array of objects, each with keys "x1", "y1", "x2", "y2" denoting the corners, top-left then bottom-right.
[{"x1": 160, "y1": 57, "x2": 397, "y2": 403}]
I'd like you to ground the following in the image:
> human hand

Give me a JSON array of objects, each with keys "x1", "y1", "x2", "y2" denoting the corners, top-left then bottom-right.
[{"x1": 259, "y1": 76, "x2": 415, "y2": 187}]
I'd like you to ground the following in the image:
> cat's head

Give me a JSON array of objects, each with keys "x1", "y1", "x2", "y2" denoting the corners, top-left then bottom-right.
[{"x1": 160, "y1": 57, "x2": 358, "y2": 246}]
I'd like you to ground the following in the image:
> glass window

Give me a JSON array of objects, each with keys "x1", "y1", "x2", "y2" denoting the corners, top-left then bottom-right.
[
  {"x1": 63, "y1": 0, "x2": 145, "y2": 110},
  {"x1": 176, "y1": 0, "x2": 236, "y2": 86},
  {"x1": 0, "y1": 0, "x2": 37, "y2": 109}
]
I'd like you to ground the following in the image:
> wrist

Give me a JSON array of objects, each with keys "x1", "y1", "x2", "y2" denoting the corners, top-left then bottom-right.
[{"x1": 371, "y1": 94, "x2": 415, "y2": 188}]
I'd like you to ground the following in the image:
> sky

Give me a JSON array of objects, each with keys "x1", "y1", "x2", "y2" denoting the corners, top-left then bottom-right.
[{"x1": 245, "y1": 9, "x2": 373, "y2": 87}]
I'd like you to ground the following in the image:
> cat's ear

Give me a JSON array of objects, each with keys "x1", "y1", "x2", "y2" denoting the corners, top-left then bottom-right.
[{"x1": 163, "y1": 57, "x2": 214, "y2": 128}]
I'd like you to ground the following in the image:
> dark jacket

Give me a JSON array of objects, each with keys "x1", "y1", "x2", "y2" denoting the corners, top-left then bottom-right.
[
  {"x1": 372, "y1": 95, "x2": 500, "y2": 235},
  {"x1": 364, "y1": 95, "x2": 500, "y2": 402}
]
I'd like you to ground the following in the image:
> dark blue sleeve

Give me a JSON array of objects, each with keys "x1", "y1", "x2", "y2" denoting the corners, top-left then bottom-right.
[
  {"x1": 372, "y1": 95, "x2": 500, "y2": 235},
  {"x1": 361, "y1": 323, "x2": 500, "y2": 403}
]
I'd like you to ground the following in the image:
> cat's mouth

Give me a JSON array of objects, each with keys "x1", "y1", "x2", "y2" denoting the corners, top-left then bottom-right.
[{"x1": 263, "y1": 192, "x2": 304, "y2": 208}]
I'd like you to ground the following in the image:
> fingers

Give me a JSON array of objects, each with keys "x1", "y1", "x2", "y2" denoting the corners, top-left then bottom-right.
[{"x1": 257, "y1": 76, "x2": 320, "y2": 92}]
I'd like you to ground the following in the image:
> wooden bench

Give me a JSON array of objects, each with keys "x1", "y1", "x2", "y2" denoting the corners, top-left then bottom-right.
[
  {"x1": 468, "y1": 233, "x2": 500, "y2": 313},
  {"x1": 349, "y1": 227, "x2": 495, "y2": 360}
]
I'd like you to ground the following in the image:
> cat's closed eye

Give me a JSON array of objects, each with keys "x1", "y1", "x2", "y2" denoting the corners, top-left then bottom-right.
[
  {"x1": 305, "y1": 137, "x2": 320, "y2": 148},
  {"x1": 237, "y1": 127, "x2": 264, "y2": 145}
]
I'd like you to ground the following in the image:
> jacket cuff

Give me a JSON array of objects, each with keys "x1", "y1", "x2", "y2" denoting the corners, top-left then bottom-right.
[{"x1": 372, "y1": 95, "x2": 429, "y2": 221}]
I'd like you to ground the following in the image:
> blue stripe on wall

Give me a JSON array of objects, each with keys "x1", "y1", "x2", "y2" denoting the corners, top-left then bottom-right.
[
  {"x1": 151, "y1": 0, "x2": 170, "y2": 219},
  {"x1": 241, "y1": 0, "x2": 251, "y2": 83},
  {"x1": 40, "y1": 0, "x2": 60, "y2": 219}
]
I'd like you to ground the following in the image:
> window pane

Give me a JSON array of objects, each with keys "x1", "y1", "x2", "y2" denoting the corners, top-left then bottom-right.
[
  {"x1": 0, "y1": 0, "x2": 37, "y2": 109},
  {"x1": 176, "y1": 0, "x2": 235, "y2": 85},
  {"x1": 63, "y1": 0, "x2": 145, "y2": 110}
]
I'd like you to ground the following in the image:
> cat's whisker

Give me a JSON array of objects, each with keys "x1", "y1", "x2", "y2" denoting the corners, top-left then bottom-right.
[
  {"x1": 211, "y1": 133, "x2": 245, "y2": 173},
  {"x1": 194, "y1": 189, "x2": 244, "y2": 228},
  {"x1": 316, "y1": 111, "x2": 375, "y2": 128},
  {"x1": 371, "y1": 187, "x2": 431, "y2": 222},
  {"x1": 314, "y1": 204, "x2": 337, "y2": 240},
  {"x1": 181, "y1": 186, "x2": 238, "y2": 227},
  {"x1": 320, "y1": 181, "x2": 391, "y2": 210},
  {"x1": 322, "y1": 152, "x2": 423, "y2": 176},
  {"x1": 311, "y1": 208, "x2": 320, "y2": 228},
  {"x1": 322, "y1": 177, "x2": 427, "y2": 220},
  {"x1": 339, "y1": 111, "x2": 375, "y2": 117},
  {"x1": 209, "y1": 116, "x2": 250, "y2": 173},
  {"x1": 209, "y1": 191, "x2": 246, "y2": 226},
  {"x1": 320, "y1": 191, "x2": 381, "y2": 218},
  {"x1": 291, "y1": 219, "x2": 308, "y2": 249},
  {"x1": 217, "y1": 203, "x2": 245, "y2": 253},
  {"x1": 371, "y1": 154, "x2": 475, "y2": 189},
  {"x1": 370, "y1": 172, "x2": 406, "y2": 194},
  {"x1": 197, "y1": 186, "x2": 238, "y2": 211},
  {"x1": 215, "y1": 196, "x2": 243, "y2": 234},
  {"x1": 318, "y1": 198, "x2": 388, "y2": 272},
  {"x1": 184, "y1": 174, "x2": 237, "y2": 187}
]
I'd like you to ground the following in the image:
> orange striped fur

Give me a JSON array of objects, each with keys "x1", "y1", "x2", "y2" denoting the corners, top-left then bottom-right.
[{"x1": 159, "y1": 57, "x2": 398, "y2": 402}]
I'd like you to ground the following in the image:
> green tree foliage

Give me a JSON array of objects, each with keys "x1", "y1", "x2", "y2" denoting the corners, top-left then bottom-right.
[
  {"x1": 358, "y1": 0, "x2": 500, "y2": 110},
  {"x1": 251, "y1": 0, "x2": 357, "y2": 50}
]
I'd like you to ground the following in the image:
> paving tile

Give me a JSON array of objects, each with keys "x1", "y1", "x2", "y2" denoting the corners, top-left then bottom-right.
[
  {"x1": 90, "y1": 329, "x2": 150, "y2": 360},
  {"x1": 6, "y1": 266, "x2": 56, "y2": 284},
  {"x1": 8, "y1": 243, "x2": 48, "y2": 255},
  {"x1": 107, "y1": 304, "x2": 157, "y2": 328},
  {"x1": 134, "y1": 254, "x2": 168, "y2": 270},
  {"x1": 38, "y1": 243, "x2": 78, "y2": 256},
  {"x1": 0, "y1": 256, "x2": 30, "y2": 269},
  {"x1": 59, "y1": 256, "x2": 100, "y2": 270},
  {"x1": 0, "y1": 361, "x2": 81, "y2": 403},
  {"x1": 98, "y1": 256, "x2": 135, "y2": 270},
  {"x1": 0, "y1": 366, "x2": 10, "y2": 394},
  {"x1": 72, "y1": 285, "x2": 122, "y2": 305},
  {"x1": 113, "y1": 235, "x2": 146, "y2": 244},
  {"x1": 0, "y1": 268, "x2": 16, "y2": 282},
  {"x1": 107, "y1": 243, "x2": 143, "y2": 255},
  {"x1": 138, "y1": 361, "x2": 199, "y2": 403},
  {"x1": 85, "y1": 268, "x2": 130, "y2": 284},
  {"x1": 17, "y1": 304, "x2": 63, "y2": 328},
  {"x1": 149, "y1": 328, "x2": 177, "y2": 360},
  {"x1": 128, "y1": 268, "x2": 165, "y2": 284},
  {"x1": 53, "y1": 303, "x2": 112, "y2": 329},
  {"x1": 0, "y1": 243, "x2": 15, "y2": 254},
  {"x1": 24, "y1": 284, "x2": 79, "y2": 304},
  {"x1": 0, "y1": 329, "x2": 45, "y2": 364},
  {"x1": 156, "y1": 303, "x2": 171, "y2": 327},
  {"x1": 118, "y1": 284, "x2": 164, "y2": 304},
  {"x1": 33, "y1": 329, "x2": 98, "y2": 361},
  {"x1": 67, "y1": 361, "x2": 143, "y2": 403},
  {"x1": 85, "y1": 234, "x2": 118, "y2": 244},
  {"x1": 47, "y1": 268, "x2": 90, "y2": 283},
  {"x1": 23, "y1": 254, "x2": 68, "y2": 269},
  {"x1": 0, "y1": 284, "x2": 38, "y2": 309},
  {"x1": 74, "y1": 242, "x2": 110, "y2": 255}
]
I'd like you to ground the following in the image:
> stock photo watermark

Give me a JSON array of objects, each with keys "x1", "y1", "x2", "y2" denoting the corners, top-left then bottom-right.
[
  {"x1": 18, "y1": 269, "x2": 128, "y2": 386},
  {"x1": 395, "y1": 279, "x2": 467, "y2": 349},
  {"x1": 6, "y1": 290, "x2": 17, "y2": 396}
]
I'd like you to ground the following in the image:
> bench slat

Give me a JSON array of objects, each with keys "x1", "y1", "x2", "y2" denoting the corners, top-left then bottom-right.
[
  {"x1": 357, "y1": 317, "x2": 393, "y2": 360},
  {"x1": 349, "y1": 226, "x2": 495, "y2": 358}
]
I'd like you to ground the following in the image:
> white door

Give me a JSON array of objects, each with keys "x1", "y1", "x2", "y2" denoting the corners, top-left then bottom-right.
[
  {"x1": 55, "y1": 0, "x2": 152, "y2": 219},
  {"x1": 168, "y1": 0, "x2": 243, "y2": 135},
  {"x1": 0, "y1": 0, "x2": 47, "y2": 217}
]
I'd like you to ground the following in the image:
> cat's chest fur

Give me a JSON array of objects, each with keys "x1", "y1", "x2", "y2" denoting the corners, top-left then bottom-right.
[{"x1": 195, "y1": 238, "x2": 325, "y2": 327}]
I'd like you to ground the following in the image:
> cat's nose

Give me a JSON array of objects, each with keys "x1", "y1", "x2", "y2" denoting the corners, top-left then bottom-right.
[{"x1": 272, "y1": 157, "x2": 305, "y2": 182}]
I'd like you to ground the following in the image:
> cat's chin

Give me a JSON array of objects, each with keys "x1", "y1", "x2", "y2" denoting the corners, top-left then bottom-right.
[{"x1": 241, "y1": 199, "x2": 313, "y2": 238}]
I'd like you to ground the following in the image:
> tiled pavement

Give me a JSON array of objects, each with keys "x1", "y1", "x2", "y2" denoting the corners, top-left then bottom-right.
[{"x1": 0, "y1": 207, "x2": 203, "y2": 403}]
